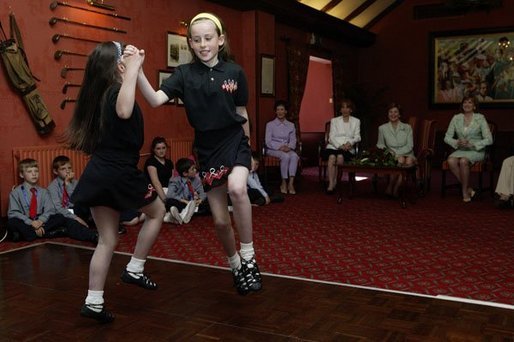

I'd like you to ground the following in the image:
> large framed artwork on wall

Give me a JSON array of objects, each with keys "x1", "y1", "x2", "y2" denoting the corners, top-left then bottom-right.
[{"x1": 429, "y1": 26, "x2": 514, "y2": 108}]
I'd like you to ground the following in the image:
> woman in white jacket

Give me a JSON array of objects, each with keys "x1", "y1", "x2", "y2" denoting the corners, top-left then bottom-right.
[{"x1": 323, "y1": 99, "x2": 361, "y2": 194}]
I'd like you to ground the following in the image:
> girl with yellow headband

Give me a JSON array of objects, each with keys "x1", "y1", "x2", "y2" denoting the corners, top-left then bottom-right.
[{"x1": 132, "y1": 12, "x2": 262, "y2": 295}]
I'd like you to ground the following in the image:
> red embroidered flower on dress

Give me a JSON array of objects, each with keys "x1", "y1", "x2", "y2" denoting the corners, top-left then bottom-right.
[
  {"x1": 221, "y1": 79, "x2": 238, "y2": 93},
  {"x1": 202, "y1": 166, "x2": 230, "y2": 186},
  {"x1": 144, "y1": 184, "x2": 156, "y2": 199}
]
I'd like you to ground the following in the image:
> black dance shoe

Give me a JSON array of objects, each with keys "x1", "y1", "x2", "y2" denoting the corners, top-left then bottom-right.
[
  {"x1": 232, "y1": 259, "x2": 261, "y2": 295},
  {"x1": 244, "y1": 257, "x2": 262, "y2": 291},
  {"x1": 121, "y1": 270, "x2": 158, "y2": 290},
  {"x1": 232, "y1": 265, "x2": 253, "y2": 295},
  {"x1": 80, "y1": 304, "x2": 114, "y2": 324}
]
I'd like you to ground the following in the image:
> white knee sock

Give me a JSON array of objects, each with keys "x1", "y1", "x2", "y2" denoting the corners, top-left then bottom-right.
[
  {"x1": 228, "y1": 253, "x2": 241, "y2": 270},
  {"x1": 85, "y1": 290, "x2": 104, "y2": 312},
  {"x1": 240, "y1": 242, "x2": 255, "y2": 261},
  {"x1": 126, "y1": 256, "x2": 146, "y2": 274}
]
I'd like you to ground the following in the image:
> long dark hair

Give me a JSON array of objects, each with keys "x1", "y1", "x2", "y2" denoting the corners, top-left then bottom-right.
[
  {"x1": 187, "y1": 13, "x2": 231, "y2": 62},
  {"x1": 65, "y1": 42, "x2": 123, "y2": 154}
]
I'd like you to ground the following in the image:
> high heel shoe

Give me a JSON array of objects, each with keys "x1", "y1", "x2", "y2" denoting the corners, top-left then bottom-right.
[
  {"x1": 469, "y1": 189, "x2": 476, "y2": 200},
  {"x1": 326, "y1": 186, "x2": 335, "y2": 195},
  {"x1": 280, "y1": 184, "x2": 287, "y2": 194},
  {"x1": 463, "y1": 188, "x2": 476, "y2": 203}
]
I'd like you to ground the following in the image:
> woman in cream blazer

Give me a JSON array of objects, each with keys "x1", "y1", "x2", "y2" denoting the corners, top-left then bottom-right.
[{"x1": 323, "y1": 99, "x2": 361, "y2": 193}]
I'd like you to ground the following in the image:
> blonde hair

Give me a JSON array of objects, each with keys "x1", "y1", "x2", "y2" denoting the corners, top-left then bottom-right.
[
  {"x1": 190, "y1": 13, "x2": 223, "y2": 34},
  {"x1": 18, "y1": 158, "x2": 38, "y2": 174},
  {"x1": 187, "y1": 12, "x2": 231, "y2": 62}
]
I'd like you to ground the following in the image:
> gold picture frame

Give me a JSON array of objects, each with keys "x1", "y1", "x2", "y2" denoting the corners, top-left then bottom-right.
[{"x1": 430, "y1": 26, "x2": 514, "y2": 108}]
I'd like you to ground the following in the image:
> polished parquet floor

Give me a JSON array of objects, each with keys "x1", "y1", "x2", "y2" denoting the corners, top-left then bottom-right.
[{"x1": 1, "y1": 243, "x2": 513, "y2": 341}]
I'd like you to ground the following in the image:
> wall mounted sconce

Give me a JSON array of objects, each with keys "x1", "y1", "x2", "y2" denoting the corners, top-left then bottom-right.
[{"x1": 177, "y1": 20, "x2": 189, "y2": 35}]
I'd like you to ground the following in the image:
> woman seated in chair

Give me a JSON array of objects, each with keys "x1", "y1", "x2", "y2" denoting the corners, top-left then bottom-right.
[
  {"x1": 377, "y1": 102, "x2": 416, "y2": 198},
  {"x1": 444, "y1": 96, "x2": 492, "y2": 202},
  {"x1": 265, "y1": 100, "x2": 299, "y2": 194},
  {"x1": 323, "y1": 99, "x2": 361, "y2": 194}
]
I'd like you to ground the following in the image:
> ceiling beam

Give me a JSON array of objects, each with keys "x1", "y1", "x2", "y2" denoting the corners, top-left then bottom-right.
[
  {"x1": 206, "y1": 0, "x2": 376, "y2": 47},
  {"x1": 343, "y1": 0, "x2": 377, "y2": 22},
  {"x1": 320, "y1": 0, "x2": 344, "y2": 13},
  {"x1": 364, "y1": 0, "x2": 404, "y2": 30}
]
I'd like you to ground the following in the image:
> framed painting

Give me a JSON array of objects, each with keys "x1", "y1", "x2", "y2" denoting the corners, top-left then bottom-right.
[
  {"x1": 430, "y1": 27, "x2": 514, "y2": 108},
  {"x1": 260, "y1": 55, "x2": 275, "y2": 96},
  {"x1": 167, "y1": 32, "x2": 192, "y2": 68},
  {"x1": 158, "y1": 70, "x2": 175, "y2": 104}
]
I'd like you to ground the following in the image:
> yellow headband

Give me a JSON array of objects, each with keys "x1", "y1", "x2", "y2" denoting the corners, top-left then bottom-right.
[{"x1": 190, "y1": 13, "x2": 223, "y2": 34}]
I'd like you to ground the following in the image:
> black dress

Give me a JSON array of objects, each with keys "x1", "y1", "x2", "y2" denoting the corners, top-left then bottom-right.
[
  {"x1": 71, "y1": 84, "x2": 156, "y2": 211},
  {"x1": 160, "y1": 60, "x2": 251, "y2": 191},
  {"x1": 144, "y1": 156, "x2": 173, "y2": 186}
]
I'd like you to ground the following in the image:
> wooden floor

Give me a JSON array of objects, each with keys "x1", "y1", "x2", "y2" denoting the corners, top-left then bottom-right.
[{"x1": 1, "y1": 244, "x2": 513, "y2": 341}]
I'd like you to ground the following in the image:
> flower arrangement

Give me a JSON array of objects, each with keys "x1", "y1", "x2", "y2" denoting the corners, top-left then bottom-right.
[{"x1": 350, "y1": 148, "x2": 398, "y2": 167}]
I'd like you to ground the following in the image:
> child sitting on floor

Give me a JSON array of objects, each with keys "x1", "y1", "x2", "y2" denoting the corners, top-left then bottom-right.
[
  {"x1": 7, "y1": 158, "x2": 98, "y2": 243},
  {"x1": 47, "y1": 155, "x2": 91, "y2": 227},
  {"x1": 164, "y1": 158, "x2": 208, "y2": 224},
  {"x1": 247, "y1": 152, "x2": 284, "y2": 206},
  {"x1": 48, "y1": 155, "x2": 133, "y2": 234}
]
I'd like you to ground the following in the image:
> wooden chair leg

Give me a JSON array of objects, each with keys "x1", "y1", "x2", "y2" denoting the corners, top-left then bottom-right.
[
  {"x1": 489, "y1": 169, "x2": 495, "y2": 197},
  {"x1": 372, "y1": 174, "x2": 378, "y2": 193},
  {"x1": 478, "y1": 172, "x2": 483, "y2": 195},
  {"x1": 426, "y1": 172, "x2": 432, "y2": 194},
  {"x1": 441, "y1": 169, "x2": 447, "y2": 197},
  {"x1": 264, "y1": 163, "x2": 269, "y2": 187}
]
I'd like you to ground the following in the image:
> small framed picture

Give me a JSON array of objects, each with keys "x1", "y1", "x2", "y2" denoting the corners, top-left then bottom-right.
[
  {"x1": 260, "y1": 55, "x2": 275, "y2": 96},
  {"x1": 158, "y1": 70, "x2": 175, "y2": 104},
  {"x1": 167, "y1": 32, "x2": 192, "y2": 68}
]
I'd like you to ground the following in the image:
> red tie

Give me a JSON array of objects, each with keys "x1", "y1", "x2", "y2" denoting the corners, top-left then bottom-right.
[
  {"x1": 186, "y1": 180, "x2": 195, "y2": 200},
  {"x1": 62, "y1": 184, "x2": 70, "y2": 207},
  {"x1": 29, "y1": 188, "x2": 38, "y2": 219}
]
